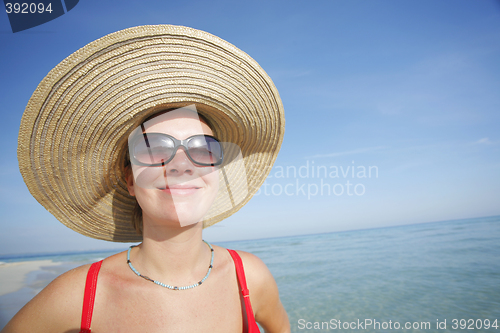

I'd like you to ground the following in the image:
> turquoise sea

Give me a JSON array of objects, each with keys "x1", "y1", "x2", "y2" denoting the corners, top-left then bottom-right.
[{"x1": 1, "y1": 215, "x2": 499, "y2": 332}]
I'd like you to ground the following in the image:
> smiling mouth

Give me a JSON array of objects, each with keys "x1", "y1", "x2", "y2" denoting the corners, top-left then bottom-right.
[{"x1": 157, "y1": 185, "x2": 201, "y2": 196}]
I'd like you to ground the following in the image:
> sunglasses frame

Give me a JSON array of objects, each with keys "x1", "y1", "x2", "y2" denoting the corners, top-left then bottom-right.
[{"x1": 129, "y1": 131, "x2": 224, "y2": 167}]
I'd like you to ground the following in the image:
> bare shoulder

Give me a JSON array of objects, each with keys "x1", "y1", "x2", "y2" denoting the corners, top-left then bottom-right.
[
  {"x1": 220, "y1": 248, "x2": 274, "y2": 304},
  {"x1": 232, "y1": 250, "x2": 291, "y2": 333},
  {"x1": 232, "y1": 250, "x2": 274, "y2": 288},
  {"x1": 1, "y1": 263, "x2": 92, "y2": 333}
]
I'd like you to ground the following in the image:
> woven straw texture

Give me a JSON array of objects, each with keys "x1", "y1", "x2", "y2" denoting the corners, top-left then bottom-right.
[{"x1": 18, "y1": 25, "x2": 285, "y2": 242}]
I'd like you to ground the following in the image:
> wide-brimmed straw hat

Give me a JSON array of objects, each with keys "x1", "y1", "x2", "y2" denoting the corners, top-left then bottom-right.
[{"x1": 18, "y1": 25, "x2": 285, "y2": 242}]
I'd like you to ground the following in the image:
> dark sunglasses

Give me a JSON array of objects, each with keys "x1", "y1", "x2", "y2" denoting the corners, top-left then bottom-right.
[{"x1": 129, "y1": 130, "x2": 224, "y2": 167}]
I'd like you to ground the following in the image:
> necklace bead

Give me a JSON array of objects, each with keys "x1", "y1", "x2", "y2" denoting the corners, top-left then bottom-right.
[{"x1": 127, "y1": 240, "x2": 214, "y2": 290}]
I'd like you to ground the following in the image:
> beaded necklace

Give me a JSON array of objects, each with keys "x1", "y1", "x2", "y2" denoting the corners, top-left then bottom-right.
[{"x1": 127, "y1": 240, "x2": 214, "y2": 290}]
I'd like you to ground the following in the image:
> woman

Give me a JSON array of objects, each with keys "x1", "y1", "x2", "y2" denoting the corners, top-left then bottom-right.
[{"x1": 5, "y1": 25, "x2": 289, "y2": 332}]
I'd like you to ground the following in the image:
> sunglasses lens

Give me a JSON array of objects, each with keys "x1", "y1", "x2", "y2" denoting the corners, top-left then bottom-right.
[
  {"x1": 133, "y1": 134, "x2": 175, "y2": 165},
  {"x1": 187, "y1": 136, "x2": 223, "y2": 165}
]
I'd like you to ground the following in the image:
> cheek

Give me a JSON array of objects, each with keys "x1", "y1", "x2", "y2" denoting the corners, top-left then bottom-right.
[
  {"x1": 132, "y1": 187, "x2": 152, "y2": 208},
  {"x1": 201, "y1": 168, "x2": 220, "y2": 191},
  {"x1": 131, "y1": 165, "x2": 164, "y2": 189}
]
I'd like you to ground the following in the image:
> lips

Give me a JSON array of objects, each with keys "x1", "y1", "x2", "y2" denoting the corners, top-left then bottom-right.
[{"x1": 157, "y1": 184, "x2": 202, "y2": 196}]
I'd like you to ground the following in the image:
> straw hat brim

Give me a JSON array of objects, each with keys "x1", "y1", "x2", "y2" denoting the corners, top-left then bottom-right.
[{"x1": 17, "y1": 25, "x2": 285, "y2": 242}]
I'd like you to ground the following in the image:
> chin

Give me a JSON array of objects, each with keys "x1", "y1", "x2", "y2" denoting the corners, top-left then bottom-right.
[
  {"x1": 173, "y1": 210, "x2": 209, "y2": 227},
  {"x1": 150, "y1": 204, "x2": 210, "y2": 228},
  {"x1": 166, "y1": 197, "x2": 216, "y2": 227}
]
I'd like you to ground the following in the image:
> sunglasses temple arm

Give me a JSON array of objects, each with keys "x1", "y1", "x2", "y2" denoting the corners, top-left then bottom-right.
[
  {"x1": 161, "y1": 160, "x2": 168, "y2": 181},
  {"x1": 141, "y1": 124, "x2": 156, "y2": 165}
]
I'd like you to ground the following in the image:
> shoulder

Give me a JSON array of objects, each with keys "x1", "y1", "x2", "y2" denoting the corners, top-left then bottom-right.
[
  {"x1": 229, "y1": 249, "x2": 290, "y2": 332},
  {"x1": 227, "y1": 250, "x2": 274, "y2": 305},
  {"x1": 230, "y1": 250, "x2": 274, "y2": 287},
  {"x1": 2, "y1": 262, "x2": 94, "y2": 333},
  {"x1": 25, "y1": 261, "x2": 92, "y2": 308},
  {"x1": 216, "y1": 247, "x2": 274, "y2": 298},
  {"x1": 48, "y1": 261, "x2": 94, "y2": 292}
]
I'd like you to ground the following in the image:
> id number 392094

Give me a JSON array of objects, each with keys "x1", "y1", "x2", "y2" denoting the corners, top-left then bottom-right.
[{"x1": 5, "y1": 3, "x2": 53, "y2": 14}]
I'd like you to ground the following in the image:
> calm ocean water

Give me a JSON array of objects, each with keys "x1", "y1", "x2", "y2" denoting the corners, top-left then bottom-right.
[{"x1": 1, "y1": 216, "x2": 499, "y2": 332}]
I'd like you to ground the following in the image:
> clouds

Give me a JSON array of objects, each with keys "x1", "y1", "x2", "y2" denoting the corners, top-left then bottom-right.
[{"x1": 474, "y1": 137, "x2": 494, "y2": 145}]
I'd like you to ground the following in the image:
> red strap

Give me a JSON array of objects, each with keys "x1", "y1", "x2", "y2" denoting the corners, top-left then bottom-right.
[
  {"x1": 79, "y1": 260, "x2": 103, "y2": 333},
  {"x1": 79, "y1": 255, "x2": 260, "y2": 332},
  {"x1": 227, "y1": 249, "x2": 260, "y2": 333}
]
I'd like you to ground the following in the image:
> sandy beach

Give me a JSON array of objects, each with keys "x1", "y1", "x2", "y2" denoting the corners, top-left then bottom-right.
[
  {"x1": 0, "y1": 260, "x2": 59, "y2": 296},
  {"x1": 0, "y1": 260, "x2": 66, "y2": 328},
  {"x1": 0, "y1": 259, "x2": 84, "y2": 329}
]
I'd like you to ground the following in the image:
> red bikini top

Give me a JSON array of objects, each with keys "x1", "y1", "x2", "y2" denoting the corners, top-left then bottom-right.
[{"x1": 79, "y1": 249, "x2": 260, "y2": 333}]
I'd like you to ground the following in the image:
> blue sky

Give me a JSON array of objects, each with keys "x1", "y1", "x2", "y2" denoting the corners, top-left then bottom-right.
[{"x1": 1, "y1": 0, "x2": 499, "y2": 255}]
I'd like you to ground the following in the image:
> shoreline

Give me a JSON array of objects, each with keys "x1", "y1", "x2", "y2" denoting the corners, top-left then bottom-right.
[{"x1": 0, "y1": 260, "x2": 61, "y2": 296}]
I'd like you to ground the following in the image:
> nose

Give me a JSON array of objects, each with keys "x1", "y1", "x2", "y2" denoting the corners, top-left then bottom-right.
[{"x1": 162, "y1": 147, "x2": 194, "y2": 176}]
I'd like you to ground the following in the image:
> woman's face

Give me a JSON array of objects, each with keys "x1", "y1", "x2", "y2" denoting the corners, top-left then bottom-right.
[{"x1": 126, "y1": 108, "x2": 220, "y2": 228}]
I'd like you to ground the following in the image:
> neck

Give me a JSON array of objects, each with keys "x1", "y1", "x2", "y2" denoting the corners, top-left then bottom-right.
[{"x1": 131, "y1": 219, "x2": 210, "y2": 285}]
